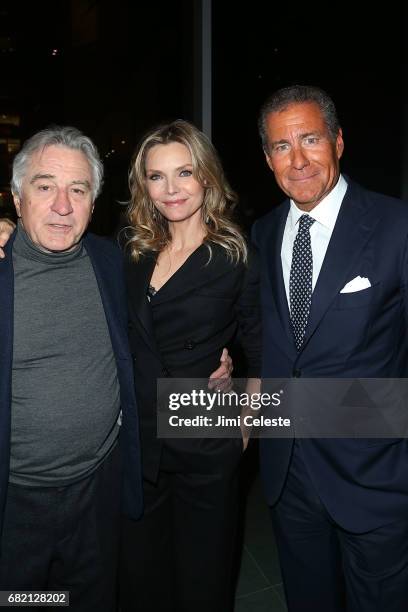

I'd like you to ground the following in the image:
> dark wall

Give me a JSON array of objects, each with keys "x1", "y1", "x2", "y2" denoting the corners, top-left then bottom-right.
[
  {"x1": 0, "y1": 0, "x2": 194, "y2": 233},
  {"x1": 1, "y1": 1, "x2": 405, "y2": 233},
  {"x1": 212, "y1": 4, "x2": 405, "y2": 225}
]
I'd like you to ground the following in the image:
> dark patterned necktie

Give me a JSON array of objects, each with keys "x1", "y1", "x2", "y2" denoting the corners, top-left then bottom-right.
[{"x1": 289, "y1": 214, "x2": 315, "y2": 351}]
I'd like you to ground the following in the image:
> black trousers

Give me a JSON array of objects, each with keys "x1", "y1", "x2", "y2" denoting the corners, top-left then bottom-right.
[
  {"x1": 119, "y1": 441, "x2": 242, "y2": 612},
  {"x1": 0, "y1": 446, "x2": 121, "y2": 612},
  {"x1": 272, "y1": 442, "x2": 408, "y2": 612}
]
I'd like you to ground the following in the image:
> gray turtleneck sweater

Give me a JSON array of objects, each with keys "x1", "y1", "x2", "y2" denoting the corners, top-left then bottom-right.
[{"x1": 10, "y1": 225, "x2": 120, "y2": 486}]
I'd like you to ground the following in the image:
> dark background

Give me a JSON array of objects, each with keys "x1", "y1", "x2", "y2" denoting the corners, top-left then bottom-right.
[{"x1": 0, "y1": 0, "x2": 405, "y2": 233}]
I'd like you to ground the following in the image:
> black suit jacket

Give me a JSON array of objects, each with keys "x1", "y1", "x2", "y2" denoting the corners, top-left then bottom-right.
[
  {"x1": 252, "y1": 178, "x2": 408, "y2": 532},
  {"x1": 125, "y1": 243, "x2": 261, "y2": 482},
  {"x1": 0, "y1": 232, "x2": 143, "y2": 534}
]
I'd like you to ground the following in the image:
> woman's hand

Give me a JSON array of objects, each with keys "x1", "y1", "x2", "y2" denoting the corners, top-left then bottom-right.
[
  {"x1": 0, "y1": 218, "x2": 16, "y2": 258},
  {"x1": 208, "y1": 348, "x2": 233, "y2": 391}
]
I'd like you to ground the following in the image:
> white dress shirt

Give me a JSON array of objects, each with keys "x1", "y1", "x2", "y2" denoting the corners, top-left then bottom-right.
[{"x1": 281, "y1": 174, "x2": 348, "y2": 309}]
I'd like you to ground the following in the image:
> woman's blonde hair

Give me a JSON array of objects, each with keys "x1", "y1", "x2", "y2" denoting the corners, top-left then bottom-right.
[{"x1": 125, "y1": 119, "x2": 247, "y2": 263}]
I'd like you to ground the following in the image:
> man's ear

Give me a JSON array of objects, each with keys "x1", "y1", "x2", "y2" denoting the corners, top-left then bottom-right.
[
  {"x1": 336, "y1": 128, "x2": 344, "y2": 160},
  {"x1": 12, "y1": 193, "x2": 22, "y2": 218}
]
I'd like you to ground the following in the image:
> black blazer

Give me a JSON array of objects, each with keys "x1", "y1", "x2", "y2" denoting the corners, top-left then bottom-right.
[
  {"x1": 125, "y1": 242, "x2": 261, "y2": 482},
  {"x1": 252, "y1": 178, "x2": 408, "y2": 532},
  {"x1": 0, "y1": 232, "x2": 143, "y2": 534}
]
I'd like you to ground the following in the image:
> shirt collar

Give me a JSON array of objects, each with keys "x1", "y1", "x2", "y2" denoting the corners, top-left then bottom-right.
[{"x1": 287, "y1": 174, "x2": 348, "y2": 232}]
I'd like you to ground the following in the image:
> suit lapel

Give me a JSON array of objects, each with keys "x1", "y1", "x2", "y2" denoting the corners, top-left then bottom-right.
[
  {"x1": 0, "y1": 233, "x2": 15, "y2": 403},
  {"x1": 151, "y1": 244, "x2": 226, "y2": 305},
  {"x1": 84, "y1": 234, "x2": 129, "y2": 359},
  {"x1": 266, "y1": 202, "x2": 297, "y2": 359},
  {"x1": 302, "y1": 181, "x2": 380, "y2": 350},
  {"x1": 126, "y1": 252, "x2": 160, "y2": 357}
]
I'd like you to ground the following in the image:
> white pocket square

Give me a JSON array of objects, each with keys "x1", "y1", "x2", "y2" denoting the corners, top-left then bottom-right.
[{"x1": 340, "y1": 276, "x2": 371, "y2": 293}]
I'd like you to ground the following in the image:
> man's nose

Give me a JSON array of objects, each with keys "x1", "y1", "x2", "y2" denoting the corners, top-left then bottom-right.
[
  {"x1": 291, "y1": 146, "x2": 310, "y2": 170},
  {"x1": 51, "y1": 190, "x2": 73, "y2": 215}
]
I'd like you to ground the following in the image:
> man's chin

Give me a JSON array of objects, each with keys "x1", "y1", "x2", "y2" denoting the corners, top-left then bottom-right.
[
  {"x1": 290, "y1": 192, "x2": 322, "y2": 210},
  {"x1": 37, "y1": 238, "x2": 80, "y2": 253}
]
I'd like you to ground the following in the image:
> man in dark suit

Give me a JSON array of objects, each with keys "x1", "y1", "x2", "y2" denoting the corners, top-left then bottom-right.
[
  {"x1": 0, "y1": 126, "x2": 143, "y2": 611},
  {"x1": 252, "y1": 85, "x2": 408, "y2": 611}
]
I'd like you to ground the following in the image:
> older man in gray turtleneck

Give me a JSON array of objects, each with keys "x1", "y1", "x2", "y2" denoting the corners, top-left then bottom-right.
[{"x1": 0, "y1": 127, "x2": 143, "y2": 612}]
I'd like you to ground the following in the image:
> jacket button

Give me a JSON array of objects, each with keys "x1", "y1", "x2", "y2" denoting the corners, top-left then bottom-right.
[
  {"x1": 162, "y1": 368, "x2": 170, "y2": 376},
  {"x1": 293, "y1": 369, "x2": 302, "y2": 378},
  {"x1": 184, "y1": 339, "x2": 196, "y2": 350}
]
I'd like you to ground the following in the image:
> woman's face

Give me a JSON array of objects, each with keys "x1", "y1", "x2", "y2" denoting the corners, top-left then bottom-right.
[{"x1": 145, "y1": 142, "x2": 205, "y2": 224}]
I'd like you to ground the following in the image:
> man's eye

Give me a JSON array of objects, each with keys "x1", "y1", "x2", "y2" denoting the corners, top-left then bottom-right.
[
  {"x1": 38, "y1": 184, "x2": 51, "y2": 191},
  {"x1": 274, "y1": 144, "x2": 289, "y2": 153},
  {"x1": 304, "y1": 137, "x2": 318, "y2": 145},
  {"x1": 71, "y1": 188, "x2": 85, "y2": 195}
]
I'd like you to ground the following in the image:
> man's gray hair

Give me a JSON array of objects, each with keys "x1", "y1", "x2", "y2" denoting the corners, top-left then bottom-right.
[
  {"x1": 11, "y1": 125, "x2": 104, "y2": 201},
  {"x1": 258, "y1": 85, "x2": 341, "y2": 152}
]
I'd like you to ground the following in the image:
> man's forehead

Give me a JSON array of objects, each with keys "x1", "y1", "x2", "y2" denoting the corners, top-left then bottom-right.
[
  {"x1": 266, "y1": 102, "x2": 326, "y2": 134},
  {"x1": 27, "y1": 145, "x2": 92, "y2": 179}
]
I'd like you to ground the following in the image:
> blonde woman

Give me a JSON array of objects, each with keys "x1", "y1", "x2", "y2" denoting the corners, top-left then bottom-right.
[{"x1": 120, "y1": 120, "x2": 261, "y2": 611}]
